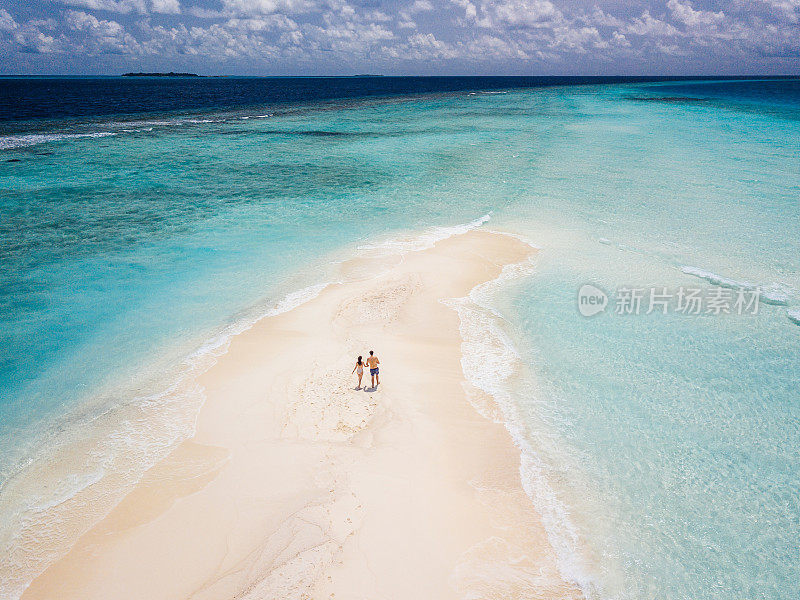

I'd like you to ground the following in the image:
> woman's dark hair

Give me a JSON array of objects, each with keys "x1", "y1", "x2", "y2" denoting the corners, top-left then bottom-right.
[{"x1": 357, "y1": 355, "x2": 362, "y2": 364}]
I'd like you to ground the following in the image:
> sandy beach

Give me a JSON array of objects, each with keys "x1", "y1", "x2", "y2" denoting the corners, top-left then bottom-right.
[{"x1": 22, "y1": 230, "x2": 581, "y2": 600}]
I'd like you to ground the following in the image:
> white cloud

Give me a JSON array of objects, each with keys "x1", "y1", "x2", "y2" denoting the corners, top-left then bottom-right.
[
  {"x1": 56, "y1": 0, "x2": 179, "y2": 15},
  {"x1": 756, "y1": 0, "x2": 800, "y2": 23},
  {"x1": 409, "y1": 0, "x2": 434, "y2": 13},
  {"x1": 220, "y1": 0, "x2": 319, "y2": 17},
  {"x1": 550, "y1": 24, "x2": 606, "y2": 52},
  {"x1": 3, "y1": 0, "x2": 800, "y2": 71},
  {"x1": 136, "y1": 20, "x2": 281, "y2": 58},
  {"x1": 14, "y1": 28, "x2": 60, "y2": 52},
  {"x1": 64, "y1": 9, "x2": 142, "y2": 53},
  {"x1": 58, "y1": 0, "x2": 181, "y2": 15},
  {"x1": 667, "y1": 0, "x2": 725, "y2": 27},
  {"x1": 611, "y1": 31, "x2": 631, "y2": 48},
  {"x1": 225, "y1": 15, "x2": 298, "y2": 32},
  {"x1": 150, "y1": 0, "x2": 180, "y2": 14},
  {"x1": 0, "y1": 8, "x2": 18, "y2": 31},
  {"x1": 408, "y1": 32, "x2": 455, "y2": 55},
  {"x1": 453, "y1": 0, "x2": 562, "y2": 29},
  {"x1": 488, "y1": 0, "x2": 562, "y2": 29},
  {"x1": 57, "y1": 0, "x2": 144, "y2": 14},
  {"x1": 450, "y1": 0, "x2": 478, "y2": 21},
  {"x1": 308, "y1": 19, "x2": 395, "y2": 53},
  {"x1": 384, "y1": 31, "x2": 458, "y2": 59},
  {"x1": 465, "y1": 33, "x2": 529, "y2": 59},
  {"x1": 0, "y1": 10, "x2": 64, "y2": 53},
  {"x1": 624, "y1": 11, "x2": 680, "y2": 37},
  {"x1": 397, "y1": 0, "x2": 433, "y2": 30}
]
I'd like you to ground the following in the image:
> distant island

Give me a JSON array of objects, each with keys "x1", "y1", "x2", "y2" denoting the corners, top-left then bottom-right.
[{"x1": 122, "y1": 72, "x2": 202, "y2": 77}]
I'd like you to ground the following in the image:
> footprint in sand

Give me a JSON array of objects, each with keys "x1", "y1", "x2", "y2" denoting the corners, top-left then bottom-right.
[{"x1": 282, "y1": 369, "x2": 378, "y2": 442}]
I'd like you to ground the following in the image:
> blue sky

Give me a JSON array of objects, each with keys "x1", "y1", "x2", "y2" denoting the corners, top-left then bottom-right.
[{"x1": 1, "y1": 0, "x2": 798, "y2": 75}]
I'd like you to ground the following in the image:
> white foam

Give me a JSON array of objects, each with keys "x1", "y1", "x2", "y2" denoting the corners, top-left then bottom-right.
[
  {"x1": 759, "y1": 282, "x2": 793, "y2": 306},
  {"x1": 0, "y1": 132, "x2": 116, "y2": 150},
  {"x1": 186, "y1": 281, "x2": 331, "y2": 370},
  {"x1": 26, "y1": 470, "x2": 107, "y2": 513},
  {"x1": 680, "y1": 266, "x2": 792, "y2": 305},
  {"x1": 108, "y1": 119, "x2": 174, "y2": 127},
  {"x1": 1, "y1": 112, "x2": 254, "y2": 152},
  {"x1": 2, "y1": 108, "x2": 277, "y2": 152},
  {"x1": 788, "y1": 309, "x2": 800, "y2": 326},
  {"x1": 680, "y1": 265, "x2": 751, "y2": 289},
  {"x1": 0, "y1": 380, "x2": 203, "y2": 599},
  {"x1": 357, "y1": 213, "x2": 492, "y2": 256},
  {"x1": 443, "y1": 241, "x2": 600, "y2": 599},
  {"x1": 484, "y1": 228, "x2": 542, "y2": 254}
]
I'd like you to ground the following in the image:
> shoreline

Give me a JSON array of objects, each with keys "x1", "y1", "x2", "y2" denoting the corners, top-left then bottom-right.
[{"x1": 20, "y1": 229, "x2": 583, "y2": 600}]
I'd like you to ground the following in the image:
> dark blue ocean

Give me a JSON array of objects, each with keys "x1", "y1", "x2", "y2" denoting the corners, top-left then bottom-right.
[{"x1": 0, "y1": 75, "x2": 750, "y2": 124}]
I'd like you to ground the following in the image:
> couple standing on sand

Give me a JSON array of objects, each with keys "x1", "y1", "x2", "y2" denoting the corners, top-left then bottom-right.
[{"x1": 352, "y1": 350, "x2": 379, "y2": 390}]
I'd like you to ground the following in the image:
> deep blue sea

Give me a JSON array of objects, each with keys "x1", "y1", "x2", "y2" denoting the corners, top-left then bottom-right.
[{"x1": 1, "y1": 76, "x2": 798, "y2": 599}]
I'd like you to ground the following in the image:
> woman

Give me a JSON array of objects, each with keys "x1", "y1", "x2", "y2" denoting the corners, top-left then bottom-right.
[{"x1": 352, "y1": 355, "x2": 364, "y2": 389}]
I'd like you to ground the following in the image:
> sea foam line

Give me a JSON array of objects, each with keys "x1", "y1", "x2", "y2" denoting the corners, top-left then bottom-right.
[
  {"x1": 0, "y1": 132, "x2": 117, "y2": 150},
  {"x1": 443, "y1": 240, "x2": 600, "y2": 600},
  {"x1": 185, "y1": 282, "x2": 331, "y2": 370},
  {"x1": 356, "y1": 213, "x2": 492, "y2": 256},
  {"x1": 1, "y1": 111, "x2": 276, "y2": 151},
  {"x1": 680, "y1": 265, "x2": 793, "y2": 305}
]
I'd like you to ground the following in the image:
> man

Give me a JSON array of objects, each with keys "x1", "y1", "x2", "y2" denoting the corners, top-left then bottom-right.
[{"x1": 366, "y1": 350, "x2": 380, "y2": 388}]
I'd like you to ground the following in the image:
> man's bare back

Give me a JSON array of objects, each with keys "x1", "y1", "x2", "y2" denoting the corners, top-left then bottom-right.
[{"x1": 366, "y1": 351, "x2": 380, "y2": 387}]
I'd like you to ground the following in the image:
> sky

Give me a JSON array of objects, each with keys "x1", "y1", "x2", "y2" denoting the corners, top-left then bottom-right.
[{"x1": 0, "y1": 0, "x2": 798, "y2": 75}]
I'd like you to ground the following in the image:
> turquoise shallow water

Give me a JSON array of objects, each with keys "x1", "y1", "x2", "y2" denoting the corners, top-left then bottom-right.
[{"x1": 1, "y1": 80, "x2": 799, "y2": 598}]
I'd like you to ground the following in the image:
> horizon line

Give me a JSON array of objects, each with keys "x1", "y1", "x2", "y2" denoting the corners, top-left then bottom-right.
[{"x1": 2, "y1": 73, "x2": 798, "y2": 79}]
